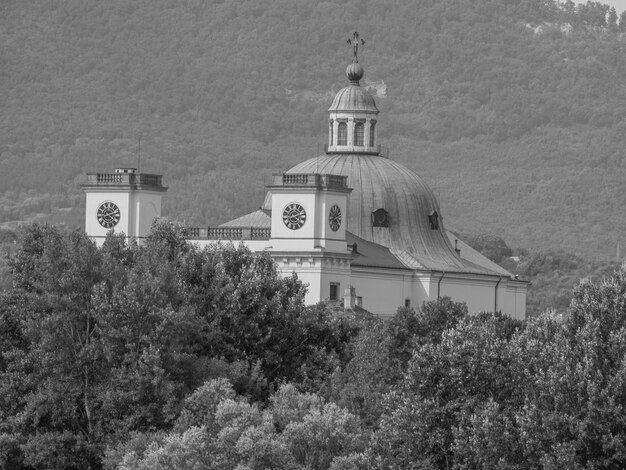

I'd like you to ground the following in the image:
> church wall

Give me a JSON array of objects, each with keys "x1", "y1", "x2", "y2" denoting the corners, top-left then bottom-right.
[
  {"x1": 413, "y1": 273, "x2": 436, "y2": 308},
  {"x1": 437, "y1": 274, "x2": 526, "y2": 320},
  {"x1": 502, "y1": 282, "x2": 527, "y2": 320},
  {"x1": 85, "y1": 191, "x2": 131, "y2": 246},
  {"x1": 131, "y1": 190, "x2": 163, "y2": 239},
  {"x1": 439, "y1": 275, "x2": 501, "y2": 315},
  {"x1": 273, "y1": 255, "x2": 351, "y2": 305},
  {"x1": 185, "y1": 238, "x2": 527, "y2": 320},
  {"x1": 315, "y1": 192, "x2": 349, "y2": 252},
  {"x1": 349, "y1": 267, "x2": 415, "y2": 316}
]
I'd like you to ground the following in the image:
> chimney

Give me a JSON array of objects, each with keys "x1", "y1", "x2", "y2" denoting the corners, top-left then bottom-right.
[{"x1": 344, "y1": 286, "x2": 357, "y2": 310}]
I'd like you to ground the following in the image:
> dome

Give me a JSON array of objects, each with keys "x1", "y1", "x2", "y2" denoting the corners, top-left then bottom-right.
[
  {"x1": 328, "y1": 86, "x2": 379, "y2": 114},
  {"x1": 283, "y1": 154, "x2": 492, "y2": 273}
]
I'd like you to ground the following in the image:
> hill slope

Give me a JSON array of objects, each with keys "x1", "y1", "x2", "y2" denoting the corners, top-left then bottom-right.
[{"x1": 2, "y1": 0, "x2": 626, "y2": 259}]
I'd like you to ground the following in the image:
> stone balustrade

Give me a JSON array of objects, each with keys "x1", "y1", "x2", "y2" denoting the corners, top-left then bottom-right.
[
  {"x1": 187, "y1": 226, "x2": 271, "y2": 240},
  {"x1": 323, "y1": 143, "x2": 388, "y2": 158},
  {"x1": 86, "y1": 173, "x2": 164, "y2": 187},
  {"x1": 270, "y1": 173, "x2": 348, "y2": 190}
]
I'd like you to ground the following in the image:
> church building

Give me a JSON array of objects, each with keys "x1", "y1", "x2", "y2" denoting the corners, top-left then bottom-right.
[{"x1": 82, "y1": 41, "x2": 527, "y2": 319}]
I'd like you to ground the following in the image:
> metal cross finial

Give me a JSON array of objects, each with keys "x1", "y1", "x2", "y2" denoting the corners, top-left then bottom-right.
[{"x1": 347, "y1": 31, "x2": 365, "y2": 63}]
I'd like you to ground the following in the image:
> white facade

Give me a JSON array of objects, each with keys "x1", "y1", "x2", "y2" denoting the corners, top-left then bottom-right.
[
  {"x1": 185, "y1": 191, "x2": 528, "y2": 319},
  {"x1": 81, "y1": 168, "x2": 527, "y2": 319},
  {"x1": 81, "y1": 168, "x2": 166, "y2": 246}
]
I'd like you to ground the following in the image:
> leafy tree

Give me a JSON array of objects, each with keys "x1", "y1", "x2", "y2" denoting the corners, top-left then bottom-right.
[
  {"x1": 370, "y1": 266, "x2": 626, "y2": 468},
  {"x1": 608, "y1": 7, "x2": 618, "y2": 31},
  {"x1": 281, "y1": 402, "x2": 365, "y2": 470},
  {"x1": 1, "y1": 225, "x2": 106, "y2": 468},
  {"x1": 0, "y1": 222, "x2": 353, "y2": 467},
  {"x1": 270, "y1": 383, "x2": 325, "y2": 432},
  {"x1": 457, "y1": 232, "x2": 513, "y2": 263},
  {"x1": 329, "y1": 319, "x2": 397, "y2": 426},
  {"x1": 371, "y1": 314, "x2": 519, "y2": 468},
  {"x1": 112, "y1": 381, "x2": 364, "y2": 470},
  {"x1": 387, "y1": 298, "x2": 468, "y2": 365}
]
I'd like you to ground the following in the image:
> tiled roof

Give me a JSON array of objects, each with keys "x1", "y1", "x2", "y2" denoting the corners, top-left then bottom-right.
[
  {"x1": 446, "y1": 232, "x2": 513, "y2": 277},
  {"x1": 219, "y1": 209, "x2": 270, "y2": 228},
  {"x1": 347, "y1": 232, "x2": 410, "y2": 270}
]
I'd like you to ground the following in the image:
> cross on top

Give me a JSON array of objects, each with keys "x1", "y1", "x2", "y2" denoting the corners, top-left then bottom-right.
[{"x1": 347, "y1": 32, "x2": 365, "y2": 63}]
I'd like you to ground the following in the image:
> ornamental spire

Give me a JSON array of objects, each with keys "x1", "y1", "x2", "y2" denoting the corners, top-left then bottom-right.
[{"x1": 347, "y1": 31, "x2": 365, "y2": 64}]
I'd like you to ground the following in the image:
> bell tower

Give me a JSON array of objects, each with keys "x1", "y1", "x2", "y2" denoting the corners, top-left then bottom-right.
[
  {"x1": 81, "y1": 168, "x2": 167, "y2": 245},
  {"x1": 266, "y1": 173, "x2": 353, "y2": 304}
]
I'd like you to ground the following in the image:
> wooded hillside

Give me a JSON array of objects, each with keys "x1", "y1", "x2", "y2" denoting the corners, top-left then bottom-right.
[{"x1": 2, "y1": 0, "x2": 626, "y2": 259}]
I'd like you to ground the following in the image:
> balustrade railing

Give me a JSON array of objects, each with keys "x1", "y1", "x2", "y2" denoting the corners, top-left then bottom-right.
[
  {"x1": 187, "y1": 226, "x2": 271, "y2": 240},
  {"x1": 251, "y1": 227, "x2": 271, "y2": 239},
  {"x1": 270, "y1": 173, "x2": 348, "y2": 189},
  {"x1": 323, "y1": 143, "x2": 388, "y2": 157},
  {"x1": 86, "y1": 173, "x2": 164, "y2": 187},
  {"x1": 282, "y1": 174, "x2": 310, "y2": 185}
]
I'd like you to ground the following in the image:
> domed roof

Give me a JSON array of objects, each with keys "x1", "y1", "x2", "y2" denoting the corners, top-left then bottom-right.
[
  {"x1": 283, "y1": 154, "x2": 497, "y2": 273},
  {"x1": 328, "y1": 85, "x2": 379, "y2": 113},
  {"x1": 328, "y1": 62, "x2": 378, "y2": 114}
]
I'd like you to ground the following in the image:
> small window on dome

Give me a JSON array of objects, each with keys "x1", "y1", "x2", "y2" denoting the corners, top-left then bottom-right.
[
  {"x1": 329, "y1": 121, "x2": 334, "y2": 146},
  {"x1": 369, "y1": 122, "x2": 376, "y2": 147},
  {"x1": 354, "y1": 122, "x2": 364, "y2": 146},
  {"x1": 337, "y1": 122, "x2": 347, "y2": 146},
  {"x1": 372, "y1": 208, "x2": 389, "y2": 227},
  {"x1": 428, "y1": 211, "x2": 439, "y2": 230}
]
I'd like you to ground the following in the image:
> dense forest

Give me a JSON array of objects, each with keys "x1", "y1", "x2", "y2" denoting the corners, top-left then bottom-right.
[
  {"x1": 1, "y1": 222, "x2": 626, "y2": 468},
  {"x1": 2, "y1": 0, "x2": 626, "y2": 261}
]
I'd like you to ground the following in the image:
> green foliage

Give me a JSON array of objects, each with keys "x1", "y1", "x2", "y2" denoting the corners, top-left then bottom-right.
[
  {"x1": 459, "y1": 233, "x2": 624, "y2": 316},
  {"x1": 388, "y1": 298, "x2": 468, "y2": 362},
  {"x1": 0, "y1": 221, "x2": 353, "y2": 468},
  {"x1": 4, "y1": 223, "x2": 626, "y2": 469},
  {"x1": 173, "y1": 377, "x2": 236, "y2": 434},
  {"x1": 517, "y1": 250, "x2": 622, "y2": 316},
  {"x1": 270, "y1": 384, "x2": 325, "y2": 432},
  {"x1": 282, "y1": 402, "x2": 365, "y2": 470},
  {"x1": 328, "y1": 298, "x2": 469, "y2": 428},
  {"x1": 112, "y1": 381, "x2": 365, "y2": 470},
  {"x1": 329, "y1": 320, "x2": 396, "y2": 427},
  {"x1": 370, "y1": 266, "x2": 626, "y2": 468},
  {"x1": 373, "y1": 315, "x2": 521, "y2": 468},
  {"x1": 457, "y1": 233, "x2": 513, "y2": 263}
]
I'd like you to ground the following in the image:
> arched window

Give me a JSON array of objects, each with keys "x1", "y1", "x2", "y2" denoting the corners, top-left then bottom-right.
[
  {"x1": 354, "y1": 122, "x2": 364, "y2": 146},
  {"x1": 329, "y1": 121, "x2": 334, "y2": 146},
  {"x1": 369, "y1": 122, "x2": 376, "y2": 147},
  {"x1": 337, "y1": 122, "x2": 347, "y2": 146}
]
